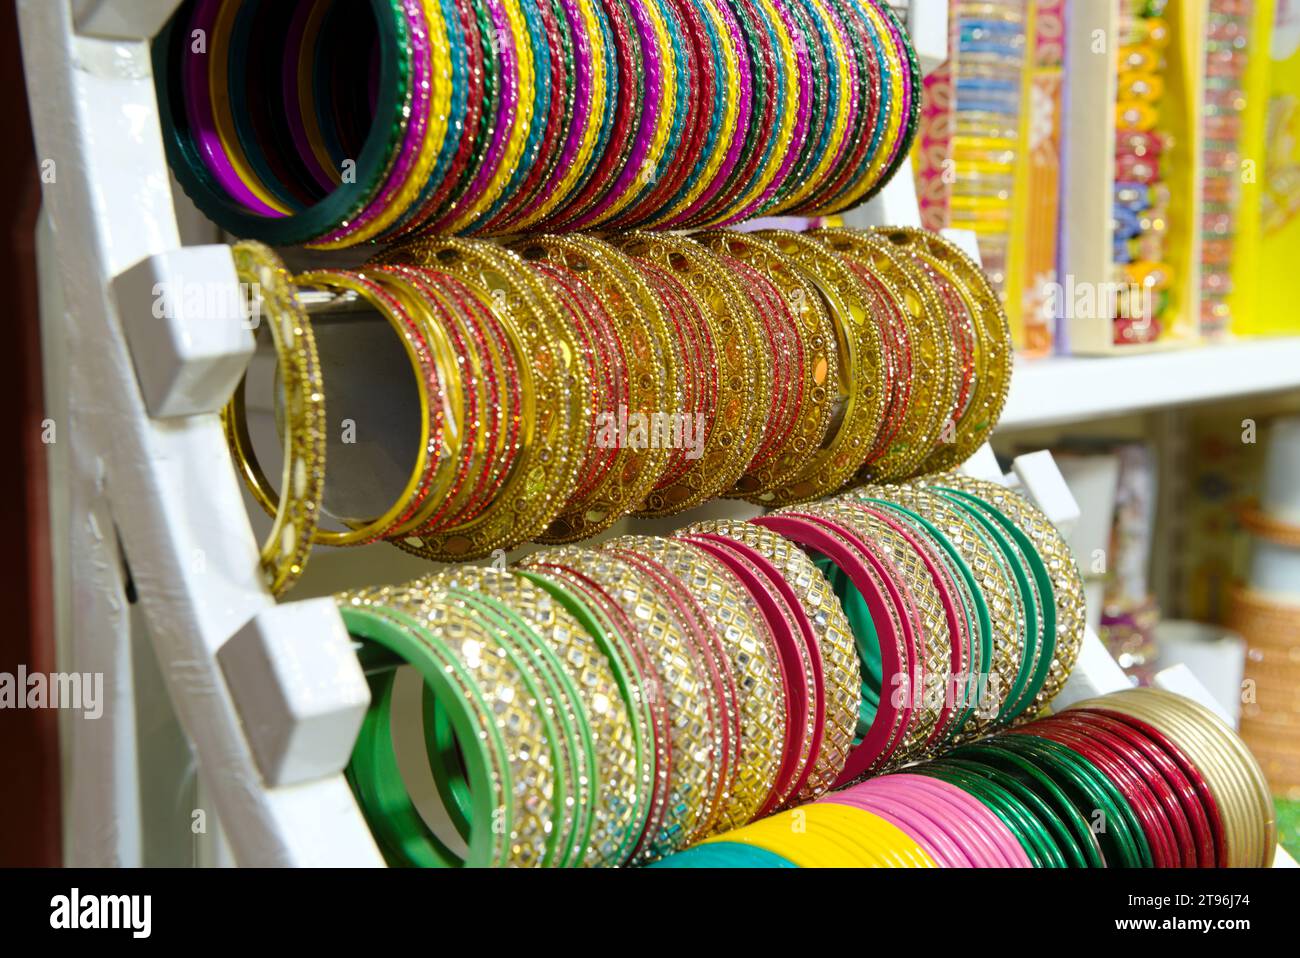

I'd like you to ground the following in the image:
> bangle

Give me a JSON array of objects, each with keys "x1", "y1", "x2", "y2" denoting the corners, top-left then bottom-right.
[
  {"x1": 694, "y1": 230, "x2": 839, "y2": 498},
  {"x1": 752, "y1": 229, "x2": 889, "y2": 503},
  {"x1": 608, "y1": 536, "x2": 786, "y2": 831},
  {"x1": 524, "y1": 546, "x2": 727, "y2": 859},
  {"x1": 221, "y1": 242, "x2": 325, "y2": 596},
  {"x1": 612, "y1": 233, "x2": 766, "y2": 513},
  {"x1": 340, "y1": 603, "x2": 513, "y2": 867},
  {"x1": 371, "y1": 238, "x2": 590, "y2": 559},
  {"x1": 511, "y1": 236, "x2": 672, "y2": 541},
  {"x1": 437, "y1": 567, "x2": 644, "y2": 867},
  {"x1": 937, "y1": 476, "x2": 1086, "y2": 717},
  {"x1": 684, "y1": 519, "x2": 858, "y2": 803}
]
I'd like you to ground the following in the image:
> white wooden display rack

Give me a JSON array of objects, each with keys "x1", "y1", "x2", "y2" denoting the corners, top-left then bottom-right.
[{"x1": 24, "y1": 0, "x2": 1293, "y2": 869}]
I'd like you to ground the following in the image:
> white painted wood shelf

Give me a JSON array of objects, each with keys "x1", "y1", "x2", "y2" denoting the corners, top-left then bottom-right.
[{"x1": 1001, "y1": 338, "x2": 1300, "y2": 430}]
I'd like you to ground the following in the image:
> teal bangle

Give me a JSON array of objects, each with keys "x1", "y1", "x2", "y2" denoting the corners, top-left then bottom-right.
[
  {"x1": 649, "y1": 841, "x2": 798, "y2": 868},
  {"x1": 938, "y1": 487, "x2": 1057, "y2": 719},
  {"x1": 341, "y1": 605, "x2": 510, "y2": 868},
  {"x1": 154, "y1": 0, "x2": 410, "y2": 245}
]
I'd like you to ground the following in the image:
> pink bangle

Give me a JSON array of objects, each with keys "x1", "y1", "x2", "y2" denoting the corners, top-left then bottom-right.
[
  {"x1": 882, "y1": 776, "x2": 1013, "y2": 867},
  {"x1": 754, "y1": 513, "x2": 913, "y2": 782},
  {"x1": 895, "y1": 774, "x2": 1032, "y2": 867}
]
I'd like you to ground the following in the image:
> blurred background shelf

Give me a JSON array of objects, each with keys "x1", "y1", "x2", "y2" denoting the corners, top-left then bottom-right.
[{"x1": 1001, "y1": 337, "x2": 1300, "y2": 430}]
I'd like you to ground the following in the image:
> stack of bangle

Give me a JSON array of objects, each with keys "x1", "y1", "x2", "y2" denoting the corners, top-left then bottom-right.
[
  {"x1": 655, "y1": 688, "x2": 1276, "y2": 867},
  {"x1": 225, "y1": 226, "x2": 1012, "y2": 580},
  {"x1": 154, "y1": 0, "x2": 919, "y2": 246},
  {"x1": 763, "y1": 474, "x2": 1085, "y2": 778},
  {"x1": 334, "y1": 474, "x2": 1085, "y2": 866},
  {"x1": 1112, "y1": 0, "x2": 1173, "y2": 345}
]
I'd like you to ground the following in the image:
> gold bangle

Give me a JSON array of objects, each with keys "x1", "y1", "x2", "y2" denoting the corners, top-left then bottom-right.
[
  {"x1": 606, "y1": 536, "x2": 788, "y2": 832},
  {"x1": 868, "y1": 226, "x2": 1013, "y2": 473},
  {"x1": 221, "y1": 241, "x2": 325, "y2": 595},
  {"x1": 683, "y1": 518, "x2": 859, "y2": 803},
  {"x1": 693, "y1": 230, "x2": 840, "y2": 498},
  {"x1": 752, "y1": 229, "x2": 889, "y2": 503},
  {"x1": 372, "y1": 238, "x2": 592, "y2": 558},
  {"x1": 521, "y1": 545, "x2": 724, "y2": 861},
  {"x1": 808, "y1": 229, "x2": 957, "y2": 481},
  {"x1": 609, "y1": 232, "x2": 767, "y2": 514},
  {"x1": 511, "y1": 235, "x2": 673, "y2": 540},
  {"x1": 433, "y1": 566, "x2": 643, "y2": 867}
]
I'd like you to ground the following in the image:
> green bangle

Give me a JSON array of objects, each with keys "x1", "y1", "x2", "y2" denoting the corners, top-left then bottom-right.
[
  {"x1": 930, "y1": 756, "x2": 1083, "y2": 868},
  {"x1": 446, "y1": 587, "x2": 593, "y2": 868},
  {"x1": 516, "y1": 568, "x2": 654, "y2": 865},
  {"x1": 341, "y1": 605, "x2": 510, "y2": 868},
  {"x1": 1004, "y1": 734, "x2": 1152, "y2": 868},
  {"x1": 951, "y1": 740, "x2": 1104, "y2": 867}
]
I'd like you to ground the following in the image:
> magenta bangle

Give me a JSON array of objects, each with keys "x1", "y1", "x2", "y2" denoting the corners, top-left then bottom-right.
[
  {"x1": 874, "y1": 0, "x2": 914, "y2": 171},
  {"x1": 184, "y1": 0, "x2": 282, "y2": 216},
  {"x1": 754, "y1": 513, "x2": 912, "y2": 782},
  {"x1": 434, "y1": 0, "x2": 520, "y2": 230},
  {"x1": 319, "y1": 0, "x2": 431, "y2": 242},
  {"x1": 683, "y1": 533, "x2": 818, "y2": 814}
]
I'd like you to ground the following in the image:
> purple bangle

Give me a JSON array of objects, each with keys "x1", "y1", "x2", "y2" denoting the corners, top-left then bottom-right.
[
  {"x1": 435, "y1": 0, "x2": 519, "y2": 229},
  {"x1": 664, "y1": 0, "x2": 752, "y2": 226},
  {"x1": 282, "y1": 0, "x2": 336, "y2": 193},
  {"x1": 184, "y1": 0, "x2": 282, "y2": 216},
  {"x1": 511, "y1": 0, "x2": 595, "y2": 224},
  {"x1": 568, "y1": 0, "x2": 665, "y2": 228},
  {"x1": 728, "y1": 0, "x2": 812, "y2": 221},
  {"x1": 318, "y1": 0, "x2": 430, "y2": 242}
]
